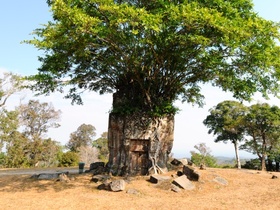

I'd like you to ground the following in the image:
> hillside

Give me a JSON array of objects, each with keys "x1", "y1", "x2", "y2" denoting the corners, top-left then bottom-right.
[{"x1": 0, "y1": 168, "x2": 279, "y2": 210}]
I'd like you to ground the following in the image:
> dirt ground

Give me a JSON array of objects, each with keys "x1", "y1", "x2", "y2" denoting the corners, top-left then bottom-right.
[{"x1": 0, "y1": 168, "x2": 279, "y2": 210}]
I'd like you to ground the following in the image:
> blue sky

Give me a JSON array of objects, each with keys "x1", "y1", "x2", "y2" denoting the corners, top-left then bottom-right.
[{"x1": 1, "y1": 0, "x2": 280, "y2": 158}]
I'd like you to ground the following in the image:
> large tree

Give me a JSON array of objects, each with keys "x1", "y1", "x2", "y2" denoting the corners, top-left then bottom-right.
[
  {"x1": 203, "y1": 100, "x2": 247, "y2": 169},
  {"x1": 241, "y1": 103, "x2": 280, "y2": 171},
  {"x1": 26, "y1": 0, "x2": 280, "y2": 175},
  {"x1": 17, "y1": 100, "x2": 62, "y2": 166}
]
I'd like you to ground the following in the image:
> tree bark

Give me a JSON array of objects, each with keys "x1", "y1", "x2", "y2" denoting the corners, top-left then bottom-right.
[{"x1": 233, "y1": 140, "x2": 241, "y2": 169}]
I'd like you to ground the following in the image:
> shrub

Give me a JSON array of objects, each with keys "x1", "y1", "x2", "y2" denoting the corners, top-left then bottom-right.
[{"x1": 59, "y1": 151, "x2": 79, "y2": 167}]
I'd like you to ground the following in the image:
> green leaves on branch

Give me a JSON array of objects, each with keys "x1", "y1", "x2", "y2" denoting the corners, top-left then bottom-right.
[{"x1": 25, "y1": 0, "x2": 280, "y2": 116}]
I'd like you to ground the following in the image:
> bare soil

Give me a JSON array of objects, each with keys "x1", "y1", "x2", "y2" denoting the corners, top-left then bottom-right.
[{"x1": 0, "y1": 168, "x2": 279, "y2": 210}]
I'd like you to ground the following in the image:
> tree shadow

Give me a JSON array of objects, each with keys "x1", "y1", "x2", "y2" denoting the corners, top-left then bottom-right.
[{"x1": 0, "y1": 173, "x2": 96, "y2": 193}]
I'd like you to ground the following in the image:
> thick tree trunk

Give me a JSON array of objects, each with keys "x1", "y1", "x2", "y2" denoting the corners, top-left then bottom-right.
[
  {"x1": 233, "y1": 140, "x2": 241, "y2": 169},
  {"x1": 106, "y1": 94, "x2": 174, "y2": 176}
]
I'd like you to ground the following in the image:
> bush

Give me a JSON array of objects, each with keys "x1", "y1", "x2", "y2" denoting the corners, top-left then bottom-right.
[
  {"x1": 59, "y1": 151, "x2": 79, "y2": 167},
  {"x1": 242, "y1": 158, "x2": 261, "y2": 170}
]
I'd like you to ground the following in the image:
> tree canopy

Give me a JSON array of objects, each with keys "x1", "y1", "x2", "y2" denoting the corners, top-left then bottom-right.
[
  {"x1": 67, "y1": 123, "x2": 96, "y2": 152},
  {"x1": 203, "y1": 100, "x2": 247, "y2": 168},
  {"x1": 26, "y1": 0, "x2": 280, "y2": 116}
]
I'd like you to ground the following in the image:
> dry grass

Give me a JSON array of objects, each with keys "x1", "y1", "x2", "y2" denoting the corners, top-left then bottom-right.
[{"x1": 0, "y1": 168, "x2": 279, "y2": 210}]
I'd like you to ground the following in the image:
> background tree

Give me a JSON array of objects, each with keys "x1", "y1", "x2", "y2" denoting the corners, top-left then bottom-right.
[
  {"x1": 203, "y1": 101, "x2": 247, "y2": 169},
  {"x1": 0, "y1": 72, "x2": 23, "y2": 107},
  {"x1": 190, "y1": 143, "x2": 217, "y2": 167},
  {"x1": 0, "y1": 109, "x2": 19, "y2": 151},
  {"x1": 67, "y1": 123, "x2": 96, "y2": 152},
  {"x1": 78, "y1": 145, "x2": 99, "y2": 166},
  {"x1": 16, "y1": 100, "x2": 62, "y2": 167},
  {"x1": 241, "y1": 103, "x2": 280, "y2": 171},
  {"x1": 26, "y1": 0, "x2": 280, "y2": 174},
  {"x1": 5, "y1": 131, "x2": 29, "y2": 168},
  {"x1": 18, "y1": 100, "x2": 61, "y2": 140},
  {"x1": 92, "y1": 132, "x2": 109, "y2": 162}
]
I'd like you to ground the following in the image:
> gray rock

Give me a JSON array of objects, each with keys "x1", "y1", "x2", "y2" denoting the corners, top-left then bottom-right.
[
  {"x1": 110, "y1": 179, "x2": 126, "y2": 192},
  {"x1": 213, "y1": 176, "x2": 228, "y2": 185},
  {"x1": 126, "y1": 188, "x2": 140, "y2": 195},
  {"x1": 92, "y1": 174, "x2": 110, "y2": 183},
  {"x1": 171, "y1": 158, "x2": 182, "y2": 166},
  {"x1": 183, "y1": 165, "x2": 200, "y2": 181},
  {"x1": 37, "y1": 173, "x2": 60, "y2": 180},
  {"x1": 149, "y1": 174, "x2": 172, "y2": 184},
  {"x1": 172, "y1": 175, "x2": 195, "y2": 190},
  {"x1": 58, "y1": 173, "x2": 70, "y2": 182},
  {"x1": 171, "y1": 184, "x2": 181, "y2": 193},
  {"x1": 179, "y1": 158, "x2": 188, "y2": 166}
]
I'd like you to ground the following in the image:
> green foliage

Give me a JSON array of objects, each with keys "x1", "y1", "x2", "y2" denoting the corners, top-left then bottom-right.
[
  {"x1": 242, "y1": 158, "x2": 261, "y2": 170},
  {"x1": 203, "y1": 100, "x2": 247, "y2": 144},
  {"x1": 26, "y1": 0, "x2": 280, "y2": 117},
  {"x1": 0, "y1": 109, "x2": 19, "y2": 151},
  {"x1": 67, "y1": 123, "x2": 96, "y2": 152},
  {"x1": 241, "y1": 103, "x2": 280, "y2": 170},
  {"x1": 190, "y1": 143, "x2": 217, "y2": 167},
  {"x1": 5, "y1": 131, "x2": 30, "y2": 168},
  {"x1": 0, "y1": 152, "x2": 5, "y2": 167},
  {"x1": 58, "y1": 151, "x2": 79, "y2": 167},
  {"x1": 92, "y1": 132, "x2": 109, "y2": 162}
]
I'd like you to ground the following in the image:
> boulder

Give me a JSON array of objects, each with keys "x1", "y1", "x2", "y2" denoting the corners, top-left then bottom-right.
[
  {"x1": 92, "y1": 166, "x2": 106, "y2": 175},
  {"x1": 58, "y1": 173, "x2": 70, "y2": 182},
  {"x1": 149, "y1": 174, "x2": 172, "y2": 184},
  {"x1": 172, "y1": 175, "x2": 195, "y2": 190},
  {"x1": 171, "y1": 184, "x2": 182, "y2": 193},
  {"x1": 110, "y1": 179, "x2": 126, "y2": 192},
  {"x1": 183, "y1": 165, "x2": 200, "y2": 181},
  {"x1": 213, "y1": 176, "x2": 228, "y2": 185},
  {"x1": 92, "y1": 174, "x2": 110, "y2": 183},
  {"x1": 90, "y1": 162, "x2": 105, "y2": 170},
  {"x1": 179, "y1": 158, "x2": 188, "y2": 166},
  {"x1": 171, "y1": 158, "x2": 182, "y2": 166},
  {"x1": 272, "y1": 175, "x2": 278, "y2": 179}
]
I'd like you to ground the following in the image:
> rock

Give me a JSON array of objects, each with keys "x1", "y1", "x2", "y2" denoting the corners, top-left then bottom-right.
[
  {"x1": 172, "y1": 175, "x2": 195, "y2": 190},
  {"x1": 213, "y1": 176, "x2": 228, "y2": 185},
  {"x1": 97, "y1": 182, "x2": 111, "y2": 191},
  {"x1": 58, "y1": 173, "x2": 70, "y2": 182},
  {"x1": 32, "y1": 172, "x2": 69, "y2": 180},
  {"x1": 272, "y1": 175, "x2": 278, "y2": 179},
  {"x1": 171, "y1": 184, "x2": 181, "y2": 193},
  {"x1": 183, "y1": 165, "x2": 200, "y2": 181},
  {"x1": 126, "y1": 188, "x2": 140, "y2": 195},
  {"x1": 149, "y1": 174, "x2": 172, "y2": 184},
  {"x1": 171, "y1": 158, "x2": 182, "y2": 166},
  {"x1": 92, "y1": 174, "x2": 110, "y2": 183},
  {"x1": 200, "y1": 164, "x2": 206, "y2": 170},
  {"x1": 92, "y1": 166, "x2": 106, "y2": 175},
  {"x1": 179, "y1": 158, "x2": 188, "y2": 166},
  {"x1": 110, "y1": 179, "x2": 126, "y2": 192},
  {"x1": 90, "y1": 162, "x2": 105, "y2": 170},
  {"x1": 37, "y1": 173, "x2": 60, "y2": 180},
  {"x1": 177, "y1": 171, "x2": 183, "y2": 176}
]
